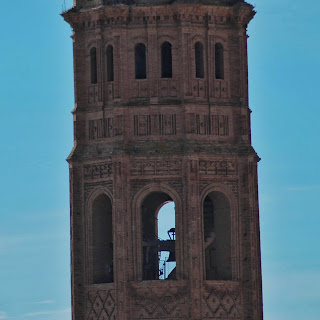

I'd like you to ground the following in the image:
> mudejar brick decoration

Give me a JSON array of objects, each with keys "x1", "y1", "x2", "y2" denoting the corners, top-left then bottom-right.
[{"x1": 62, "y1": 0, "x2": 263, "y2": 319}]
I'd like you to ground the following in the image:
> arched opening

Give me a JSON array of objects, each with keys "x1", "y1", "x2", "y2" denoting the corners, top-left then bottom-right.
[
  {"x1": 92, "y1": 194, "x2": 113, "y2": 284},
  {"x1": 141, "y1": 192, "x2": 176, "y2": 280},
  {"x1": 161, "y1": 41, "x2": 172, "y2": 78},
  {"x1": 90, "y1": 47, "x2": 97, "y2": 84},
  {"x1": 215, "y1": 43, "x2": 224, "y2": 80},
  {"x1": 135, "y1": 43, "x2": 147, "y2": 79},
  {"x1": 195, "y1": 42, "x2": 204, "y2": 79},
  {"x1": 203, "y1": 191, "x2": 231, "y2": 280},
  {"x1": 106, "y1": 45, "x2": 114, "y2": 82},
  {"x1": 158, "y1": 202, "x2": 176, "y2": 280}
]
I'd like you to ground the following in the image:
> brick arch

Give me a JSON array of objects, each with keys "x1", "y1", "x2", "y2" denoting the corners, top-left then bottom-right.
[
  {"x1": 130, "y1": 36, "x2": 148, "y2": 48},
  {"x1": 86, "y1": 39, "x2": 97, "y2": 49},
  {"x1": 214, "y1": 35, "x2": 227, "y2": 44},
  {"x1": 131, "y1": 183, "x2": 184, "y2": 281},
  {"x1": 157, "y1": 35, "x2": 176, "y2": 47},
  {"x1": 85, "y1": 187, "x2": 113, "y2": 284},
  {"x1": 192, "y1": 35, "x2": 206, "y2": 44},
  {"x1": 86, "y1": 186, "x2": 113, "y2": 210},
  {"x1": 200, "y1": 183, "x2": 240, "y2": 281},
  {"x1": 104, "y1": 39, "x2": 115, "y2": 48}
]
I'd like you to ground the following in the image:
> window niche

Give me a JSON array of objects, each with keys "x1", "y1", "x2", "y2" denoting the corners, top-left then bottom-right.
[
  {"x1": 203, "y1": 191, "x2": 232, "y2": 280},
  {"x1": 135, "y1": 43, "x2": 147, "y2": 79},
  {"x1": 161, "y1": 41, "x2": 172, "y2": 78},
  {"x1": 106, "y1": 45, "x2": 114, "y2": 82},
  {"x1": 90, "y1": 47, "x2": 98, "y2": 84},
  {"x1": 92, "y1": 194, "x2": 113, "y2": 284},
  {"x1": 215, "y1": 43, "x2": 224, "y2": 80},
  {"x1": 195, "y1": 42, "x2": 204, "y2": 79},
  {"x1": 141, "y1": 192, "x2": 176, "y2": 281}
]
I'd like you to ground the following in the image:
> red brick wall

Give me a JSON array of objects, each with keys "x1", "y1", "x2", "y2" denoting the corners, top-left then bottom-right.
[{"x1": 63, "y1": 2, "x2": 263, "y2": 319}]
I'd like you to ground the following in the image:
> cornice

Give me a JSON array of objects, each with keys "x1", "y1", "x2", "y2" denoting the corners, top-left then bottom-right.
[
  {"x1": 67, "y1": 140, "x2": 257, "y2": 163},
  {"x1": 62, "y1": 2, "x2": 254, "y2": 31}
]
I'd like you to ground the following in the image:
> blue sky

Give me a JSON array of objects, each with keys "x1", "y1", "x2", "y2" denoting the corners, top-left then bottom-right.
[{"x1": 0, "y1": 0, "x2": 319, "y2": 319}]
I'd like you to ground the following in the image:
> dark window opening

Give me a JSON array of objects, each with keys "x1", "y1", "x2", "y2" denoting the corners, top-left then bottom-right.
[
  {"x1": 215, "y1": 43, "x2": 224, "y2": 80},
  {"x1": 92, "y1": 194, "x2": 113, "y2": 284},
  {"x1": 161, "y1": 41, "x2": 172, "y2": 78},
  {"x1": 203, "y1": 192, "x2": 231, "y2": 280},
  {"x1": 135, "y1": 43, "x2": 147, "y2": 79},
  {"x1": 141, "y1": 192, "x2": 176, "y2": 280},
  {"x1": 195, "y1": 42, "x2": 204, "y2": 78},
  {"x1": 106, "y1": 45, "x2": 114, "y2": 82},
  {"x1": 90, "y1": 47, "x2": 97, "y2": 84}
]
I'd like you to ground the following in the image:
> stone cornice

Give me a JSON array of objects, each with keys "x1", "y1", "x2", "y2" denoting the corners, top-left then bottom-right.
[
  {"x1": 67, "y1": 140, "x2": 258, "y2": 162},
  {"x1": 62, "y1": 2, "x2": 254, "y2": 30}
]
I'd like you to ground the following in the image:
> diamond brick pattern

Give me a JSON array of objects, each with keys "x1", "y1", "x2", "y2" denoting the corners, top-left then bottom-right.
[
  {"x1": 203, "y1": 288, "x2": 241, "y2": 319},
  {"x1": 87, "y1": 290, "x2": 116, "y2": 320},
  {"x1": 133, "y1": 287, "x2": 188, "y2": 319}
]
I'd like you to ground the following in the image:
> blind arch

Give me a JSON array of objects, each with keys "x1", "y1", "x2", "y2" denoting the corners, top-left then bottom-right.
[
  {"x1": 203, "y1": 191, "x2": 232, "y2": 280},
  {"x1": 195, "y1": 42, "x2": 204, "y2": 79},
  {"x1": 90, "y1": 47, "x2": 97, "y2": 84},
  {"x1": 92, "y1": 194, "x2": 113, "y2": 284},
  {"x1": 106, "y1": 45, "x2": 114, "y2": 82},
  {"x1": 135, "y1": 43, "x2": 147, "y2": 79},
  {"x1": 215, "y1": 43, "x2": 224, "y2": 80},
  {"x1": 161, "y1": 41, "x2": 172, "y2": 78}
]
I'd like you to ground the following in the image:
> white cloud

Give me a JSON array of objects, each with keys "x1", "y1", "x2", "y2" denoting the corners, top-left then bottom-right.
[
  {"x1": 22, "y1": 308, "x2": 71, "y2": 318},
  {"x1": 0, "y1": 231, "x2": 68, "y2": 255},
  {"x1": 31, "y1": 300, "x2": 55, "y2": 305},
  {"x1": 263, "y1": 266, "x2": 320, "y2": 299},
  {"x1": 0, "y1": 311, "x2": 8, "y2": 320},
  {"x1": 287, "y1": 185, "x2": 320, "y2": 191},
  {"x1": 0, "y1": 236, "x2": 28, "y2": 255}
]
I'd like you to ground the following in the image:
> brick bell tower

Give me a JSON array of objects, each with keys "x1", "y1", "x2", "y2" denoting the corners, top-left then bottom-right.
[{"x1": 62, "y1": 0, "x2": 262, "y2": 319}]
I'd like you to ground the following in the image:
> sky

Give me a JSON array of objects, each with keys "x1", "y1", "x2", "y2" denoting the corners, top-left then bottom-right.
[{"x1": 0, "y1": 0, "x2": 319, "y2": 319}]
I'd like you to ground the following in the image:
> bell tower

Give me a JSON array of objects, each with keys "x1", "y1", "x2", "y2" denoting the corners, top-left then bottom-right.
[{"x1": 62, "y1": 0, "x2": 263, "y2": 319}]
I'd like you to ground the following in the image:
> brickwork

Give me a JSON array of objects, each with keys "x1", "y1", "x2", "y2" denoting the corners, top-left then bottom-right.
[{"x1": 63, "y1": 0, "x2": 263, "y2": 319}]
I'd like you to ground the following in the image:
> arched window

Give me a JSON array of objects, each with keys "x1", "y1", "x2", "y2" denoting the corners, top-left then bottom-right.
[
  {"x1": 106, "y1": 45, "x2": 114, "y2": 82},
  {"x1": 203, "y1": 191, "x2": 231, "y2": 280},
  {"x1": 135, "y1": 43, "x2": 147, "y2": 79},
  {"x1": 158, "y1": 202, "x2": 176, "y2": 280},
  {"x1": 195, "y1": 42, "x2": 204, "y2": 78},
  {"x1": 215, "y1": 43, "x2": 224, "y2": 80},
  {"x1": 161, "y1": 41, "x2": 172, "y2": 78},
  {"x1": 141, "y1": 192, "x2": 176, "y2": 280},
  {"x1": 92, "y1": 194, "x2": 113, "y2": 284},
  {"x1": 90, "y1": 47, "x2": 97, "y2": 84}
]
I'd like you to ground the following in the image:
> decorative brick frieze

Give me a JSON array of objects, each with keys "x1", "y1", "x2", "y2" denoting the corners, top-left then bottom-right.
[
  {"x1": 84, "y1": 162, "x2": 113, "y2": 180},
  {"x1": 199, "y1": 160, "x2": 237, "y2": 176},
  {"x1": 187, "y1": 113, "x2": 230, "y2": 136},
  {"x1": 202, "y1": 283, "x2": 242, "y2": 319},
  {"x1": 213, "y1": 80, "x2": 229, "y2": 99},
  {"x1": 106, "y1": 83, "x2": 114, "y2": 101},
  {"x1": 88, "y1": 116, "x2": 123, "y2": 140},
  {"x1": 193, "y1": 79, "x2": 207, "y2": 99},
  {"x1": 132, "y1": 80, "x2": 149, "y2": 98},
  {"x1": 130, "y1": 282, "x2": 189, "y2": 319},
  {"x1": 134, "y1": 114, "x2": 177, "y2": 136},
  {"x1": 131, "y1": 159, "x2": 182, "y2": 176},
  {"x1": 86, "y1": 287, "x2": 116, "y2": 320},
  {"x1": 88, "y1": 85, "x2": 99, "y2": 104},
  {"x1": 159, "y1": 79, "x2": 178, "y2": 98}
]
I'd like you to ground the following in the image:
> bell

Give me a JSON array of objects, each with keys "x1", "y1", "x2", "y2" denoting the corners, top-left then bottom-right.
[
  {"x1": 167, "y1": 251, "x2": 176, "y2": 262},
  {"x1": 167, "y1": 228, "x2": 176, "y2": 240}
]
